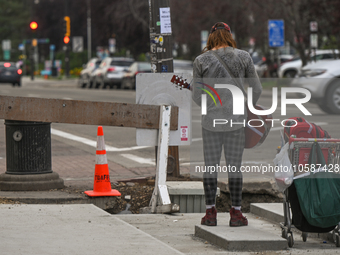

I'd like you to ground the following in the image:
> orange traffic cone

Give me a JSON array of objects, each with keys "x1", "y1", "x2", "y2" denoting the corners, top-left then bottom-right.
[{"x1": 85, "y1": 126, "x2": 121, "y2": 197}]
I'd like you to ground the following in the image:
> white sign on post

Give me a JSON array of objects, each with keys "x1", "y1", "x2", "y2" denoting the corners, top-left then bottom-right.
[
  {"x1": 2, "y1": 40, "x2": 11, "y2": 50},
  {"x1": 310, "y1": 21, "x2": 318, "y2": 32},
  {"x1": 72, "y1": 37, "x2": 83, "y2": 52},
  {"x1": 136, "y1": 73, "x2": 192, "y2": 146},
  {"x1": 109, "y1": 38, "x2": 116, "y2": 53},
  {"x1": 310, "y1": 34, "x2": 318, "y2": 48},
  {"x1": 160, "y1": 7, "x2": 172, "y2": 34},
  {"x1": 201, "y1": 30, "x2": 208, "y2": 50}
]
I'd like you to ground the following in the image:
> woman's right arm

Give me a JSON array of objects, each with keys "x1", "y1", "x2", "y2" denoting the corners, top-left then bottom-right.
[{"x1": 192, "y1": 58, "x2": 203, "y2": 106}]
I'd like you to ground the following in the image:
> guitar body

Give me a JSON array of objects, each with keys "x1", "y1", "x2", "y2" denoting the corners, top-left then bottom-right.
[{"x1": 245, "y1": 105, "x2": 272, "y2": 149}]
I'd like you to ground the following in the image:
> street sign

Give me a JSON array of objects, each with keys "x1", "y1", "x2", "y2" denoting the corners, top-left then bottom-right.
[
  {"x1": 50, "y1": 44, "x2": 55, "y2": 61},
  {"x1": 2, "y1": 40, "x2": 11, "y2": 50},
  {"x1": 3, "y1": 50, "x2": 10, "y2": 60},
  {"x1": 310, "y1": 21, "x2": 318, "y2": 32},
  {"x1": 109, "y1": 38, "x2": 116, "y2": 53},
  {"x1": 38, "y1": 38, "x2": 50, "y2": 43},
  {"x1": 268, "y1": 20, "x2": 284, "y2": 47},
  {"x1": 72, "y1": 36, "x2": 83, "y2": 52},
  {"x1": 23, "y1": 39, "x2": 49, "y2": 44},
  {"x1": 249, "y1": 37, "x2": 255, "y2": 46},
  {"x1": 310, "y1": 34, "x2": 318, "y2": 48},
  {"x1": 201, "y1": 30, "x2": 208, "y2": 50}
]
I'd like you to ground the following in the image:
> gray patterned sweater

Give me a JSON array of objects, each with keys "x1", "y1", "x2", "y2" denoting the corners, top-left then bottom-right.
[{"x1": 192, "y1": 47, "x2": 262, "y2": 132}]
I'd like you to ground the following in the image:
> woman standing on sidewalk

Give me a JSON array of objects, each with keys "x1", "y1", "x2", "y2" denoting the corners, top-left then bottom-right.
[{"x1": 192, "y1": 22, "x2": 262, "y2": 227}]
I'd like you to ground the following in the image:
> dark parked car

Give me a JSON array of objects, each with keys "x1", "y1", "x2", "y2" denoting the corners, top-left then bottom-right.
[
  {"x1": 121, "y1": 62, "x2": 151, "y2": 89},
  {"x1": 0, "y1": 62, "x2": 22, "y2": 87}
]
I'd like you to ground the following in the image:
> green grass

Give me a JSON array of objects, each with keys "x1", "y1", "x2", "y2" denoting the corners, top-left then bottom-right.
[
  {"x1": 261, "y1": 80, "x2": 277, "y2": 89},
  {"x1": 260, "y1": 78, "x2": 292, "y2": 89}
]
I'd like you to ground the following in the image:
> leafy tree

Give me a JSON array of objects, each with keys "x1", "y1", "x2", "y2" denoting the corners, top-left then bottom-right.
[
  {"x1": 0, "y1": 0, "x2": 30, "y2": 61},
  {"x1": 26, "y1": 0, "x2": 340, "y2": 66}
]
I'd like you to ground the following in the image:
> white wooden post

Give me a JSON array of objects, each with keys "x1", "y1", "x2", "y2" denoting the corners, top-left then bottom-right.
[{"x1": 150, "y1": 105, "x2": 179, "y2": 213}]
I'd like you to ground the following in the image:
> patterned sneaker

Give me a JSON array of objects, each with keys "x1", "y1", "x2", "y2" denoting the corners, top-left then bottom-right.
[
  {"x1": 229, "y1": 208, "x2": 248, "y2": 227},
  {"x1": 201, "y1": 207, "x2": 217, "y2": 226}
]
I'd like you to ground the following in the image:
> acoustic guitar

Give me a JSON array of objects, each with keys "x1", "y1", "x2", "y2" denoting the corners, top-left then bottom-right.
[{"x1": 170, "y1": 75, "x2": 272, "y2": 148}]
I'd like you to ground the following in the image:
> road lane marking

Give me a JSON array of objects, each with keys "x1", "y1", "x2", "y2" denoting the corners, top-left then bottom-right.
[
  {"x1": 120, "y1": 155, "x2": 188, "y2": 166},
  {"x1": 51, "y1": 128, "x2": 149, "y2": 152},
  {"x1": 191, "y1": 122, "x2": 329, "y2": 142},
  {"x1": 121, "y1": 154, "x2": 155, "y2": 165},
  {"x1": 27, "y1": 94, "x2": 41, "y2": 97},
  {"x1": 181, "y1": 161, "x2": 272, "y2": 166}
]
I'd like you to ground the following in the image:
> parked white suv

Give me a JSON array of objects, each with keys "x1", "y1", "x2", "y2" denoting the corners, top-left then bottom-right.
[
  {"x1": 278, "y1": 50, "x2": 338, "y2": 78},
  {"x1": 90, "y1": 57, "x2": 134, "y2": 89},
  {"x1": 290, "y1": 59, "x2": 340, "y2": 114}
]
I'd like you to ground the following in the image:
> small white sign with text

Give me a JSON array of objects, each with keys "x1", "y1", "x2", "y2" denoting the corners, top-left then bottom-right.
[{"x1": 160, "y1": 7, "x2": 172, "y2": 34}]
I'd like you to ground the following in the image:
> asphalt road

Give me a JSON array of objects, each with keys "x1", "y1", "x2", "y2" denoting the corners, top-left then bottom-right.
[{"x1": 1, "y1": 76, "x2": 339, "y2": 181}]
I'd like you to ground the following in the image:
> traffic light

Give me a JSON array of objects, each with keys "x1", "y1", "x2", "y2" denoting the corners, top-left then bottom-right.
[
  {"x1": 64, "y1": 36, "x2": 70, "y2": 44},
  {"x1": 30, "y1": 21, "x2": 38, "y2": 30},
  {"x1": 63, "y1": 16, "x2": 71, "y2": 37},
  {"x1": 32, "y1": 39, "x2": 38, "y2": 47}
]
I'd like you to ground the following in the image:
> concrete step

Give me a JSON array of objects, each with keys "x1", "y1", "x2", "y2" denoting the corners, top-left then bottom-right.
[
  {"x1": 250, "y1": 203, "x2": 284, "y2": 223},
  {"x1": 250, "y1": 203, "x2": 336, "y2": 244},
  {"x1": 167, "y1": 181, "x2": 220, "y2": 213},
  {"x1": 0, "y1": 190, "x2": 119, "y2": 211},
  {"x1": 194, "y1": 213, "x2": 287, "y2": 251}
]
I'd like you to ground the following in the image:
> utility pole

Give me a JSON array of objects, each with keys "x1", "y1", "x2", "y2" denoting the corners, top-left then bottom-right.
[
  {"x1": 87, "y1": 0, "x2": 92, "y2": 61},
  {"x1": 149, "y1": 0, "x2": 179, "y2": 177},
  {"x1": 30, "y1": 0, "x2": 35, "y2": 81},
  {"x1": 64, "y1": 0, "x2": 70, "y2": 77}
]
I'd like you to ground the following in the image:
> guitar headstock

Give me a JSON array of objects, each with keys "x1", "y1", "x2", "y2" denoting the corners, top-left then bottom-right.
[{"x1": 170, "y1": 75, "x2": 190, "y2": 90}]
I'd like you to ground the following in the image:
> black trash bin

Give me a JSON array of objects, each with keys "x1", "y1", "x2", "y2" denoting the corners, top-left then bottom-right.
[{"x1": 5, "y1": 120, "x2": 52, "y2": 175}]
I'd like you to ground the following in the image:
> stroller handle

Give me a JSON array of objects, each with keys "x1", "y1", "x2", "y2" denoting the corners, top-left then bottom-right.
[{"x1": 289, "y1": 137, "x2": 340, "y2": 144}]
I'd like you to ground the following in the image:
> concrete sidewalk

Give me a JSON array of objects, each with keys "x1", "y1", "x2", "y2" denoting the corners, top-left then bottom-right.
[
  {"x1": 1, "y1": 203, "x2": 339, "y2": 255},
  {"x1": 0, "y1": 204, "x2": 183, "y2": 255}
]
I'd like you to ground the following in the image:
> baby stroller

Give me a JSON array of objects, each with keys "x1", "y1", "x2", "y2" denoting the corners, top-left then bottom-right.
[{"x1": 275, "y1": 118, "x2": 340, "y2": 247}]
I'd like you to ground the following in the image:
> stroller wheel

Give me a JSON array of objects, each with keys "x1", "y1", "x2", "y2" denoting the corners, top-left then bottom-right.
[
  {"x1": 281, "y1": 228, "x2": 288, "y2": 239},
  {"x1": 302, "y1": 232, "x2": 308, "y2": 242},
  {"x1": 287, "y1": 233, "x2": 294, "y2": 248},
  {"x1": 335, "y1": 233, "x2": 340, "y2": 247}
]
